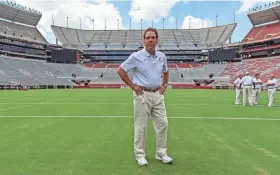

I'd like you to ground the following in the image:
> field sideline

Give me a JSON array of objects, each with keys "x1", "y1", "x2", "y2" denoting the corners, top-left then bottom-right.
[{"x1": 0, "y1": 89, "x2": 279, "y2": 175}]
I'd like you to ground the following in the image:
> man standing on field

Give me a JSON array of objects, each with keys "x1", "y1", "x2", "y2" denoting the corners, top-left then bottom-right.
[
  {"x1": 117, "y1": 27, "x2": 173, "y2": 166},
  {"x1": 234, "y1": 74, "x2": 243, "y2": 105},
  {"x1": 240, "y1": 71, "x2": 255, "y2": 106},
  {"x1": 253, "y1": 73, "x2": 263, "y2": 105},
  {"x1": 267, "y1": 74, "x2": 278, "y2": 107}
]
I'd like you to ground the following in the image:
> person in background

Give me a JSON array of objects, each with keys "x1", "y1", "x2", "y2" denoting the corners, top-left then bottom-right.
[
  {"x1": 253, "y1": 73, "x2": 263, "y2": 105},
  {"x1": 234, "y1": 74, "x2": 243, "y2": 105},
  {"x1": 267, "y1": 74, "x2": 278, "y2": 107},
  {"x1": 240, "y1": 71, "x2": 255, "y2": 106}
]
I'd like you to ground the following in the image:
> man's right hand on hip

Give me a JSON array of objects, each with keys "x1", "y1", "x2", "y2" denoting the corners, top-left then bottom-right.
[{"x1": 131, "y1": 84, "x2": 144, "y2": 95}]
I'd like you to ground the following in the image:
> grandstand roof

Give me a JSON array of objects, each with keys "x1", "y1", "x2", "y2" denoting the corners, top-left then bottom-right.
[
  {"x1": 51, "y1": 23, "x2": 237, "y2": 50},
  {"x1": 0, "y1": 1, "x2": 42, "y2": 26},
  {"x1": 247, "y1": 2, "x2": 280, "y2": 26}
]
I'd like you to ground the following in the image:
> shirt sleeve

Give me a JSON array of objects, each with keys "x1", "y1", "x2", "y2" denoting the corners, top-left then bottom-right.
[
  {"x1": 120, "y1": 53, "x2": 136, "y2": 72},
  {"x1": 162, "y1": 54, "x2": 168, "y2": 73}
]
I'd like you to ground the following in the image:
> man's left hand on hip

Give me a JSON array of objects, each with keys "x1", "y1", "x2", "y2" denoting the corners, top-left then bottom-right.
[{"x1": 159, "y1": 85, "x2": 166, "y2": 95}]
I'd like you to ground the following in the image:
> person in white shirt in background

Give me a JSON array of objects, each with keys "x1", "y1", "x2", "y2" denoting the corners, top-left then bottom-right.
[
  {"x1": 267, "y1": 74, "x2": 278, "y2": 107},
  {"x1": 240, "y1": 71, "x2": 255, "y2": 106},
  {"x1": 234, "y1": 74, "x2": 243, "y2": 105},
  {"x1": 253, "y1": 73, "x2": 263, "y2": 105}
]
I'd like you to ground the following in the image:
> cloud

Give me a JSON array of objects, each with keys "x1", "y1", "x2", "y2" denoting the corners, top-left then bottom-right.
[
  {"x1": 237, "y1": 0, "x2": 273, "y2": 14},
  {"x1": 12, "y1": 0, "x2": 124, "y2": 44},
  {"x1": 129, "y1": 0, "x2": 183, "y2": 22},
  {"x1": 180, "y1": 15, "x2": 213, "y2": 29}
]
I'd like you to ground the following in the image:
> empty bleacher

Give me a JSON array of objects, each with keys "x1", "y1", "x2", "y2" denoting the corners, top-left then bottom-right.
[
  {"x1": 0, "y1": 20, "x2": 47, "y2": 43},
  {"x1": 220, "y1": 56, "x2": 280, "y2": 85},
  {"x1": 6, "y1": 54, "x2": 279, "y2": 87},
  {"x1": 0, "y1": 56, "x2": 102, "y2": 85},
  {"x1": 82, "y1": 61, "x2": 227, "y2": 84},
  {"x1": 243, "y1": 22, "x2": 280, "y2": 43},
  {"x1": 51, "y1": 23, "x2": 236, "y2": 50},
  {"x1": 178, "y1": 63, "x2": 227, "y2": 81}
]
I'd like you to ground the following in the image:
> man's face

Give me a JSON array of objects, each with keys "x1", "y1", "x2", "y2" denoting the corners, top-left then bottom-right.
[{"x1": 144, "y1": 31, "x2": 158, "y2": 50}]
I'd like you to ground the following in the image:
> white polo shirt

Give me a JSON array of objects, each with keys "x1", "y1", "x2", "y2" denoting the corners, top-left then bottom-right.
[
  {"x1": 234, "y1": 78, "x2": 242, "y2": 88},
  {"x1": 241, "y1": 75, "x2": 254, "y2": 86},
  {"x1": 253, "y1": 78, "x2": 263, "y2": 89},
  {"x1": 120, "y1": 48, "x2": 168, "y2": 89},
  {"x1": 267, "y1": 78, "x2": 278, "y2": 89}
]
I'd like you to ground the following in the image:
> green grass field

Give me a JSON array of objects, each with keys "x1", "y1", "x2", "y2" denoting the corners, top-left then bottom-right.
[{"x1": 0, "y1": 89, "x2": 279, "y2": 175}]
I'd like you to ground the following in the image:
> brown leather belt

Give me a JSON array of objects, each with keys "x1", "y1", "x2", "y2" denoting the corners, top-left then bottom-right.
[{"x1": 140, "y1": 86, "x2": 160, "y2": 92}]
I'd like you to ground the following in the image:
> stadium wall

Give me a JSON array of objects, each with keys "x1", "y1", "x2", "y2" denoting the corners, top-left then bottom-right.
[
  {"x1": 73, "y1": 84, "x2": 213, "y2": 89},
  {"x1": 0, "y1": 84, "x2": 238, "y2": 90}
]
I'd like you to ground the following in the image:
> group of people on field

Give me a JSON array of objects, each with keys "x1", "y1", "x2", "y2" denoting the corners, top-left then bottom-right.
[{"x1": 234, "y1": 72, "x2": 278, "y2": 107}]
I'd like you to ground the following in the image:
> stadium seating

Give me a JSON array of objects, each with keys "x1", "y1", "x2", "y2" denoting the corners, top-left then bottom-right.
[
  {"x1": 0, "y1": 20, "x2": 47, "y2": 43},
  {"x1": 82, "y1": 61, "x2": 226, "y2": 84},
  {"x1": 86, "y1": 63, "x2": 202, "y2": 70},
  {"x1": 243, "y1": 22, "x2": 280, "y2": 43},
  {"x1": 51, "y1": 23, "x2": 236, "y2": 50},
  {"x1": 0, "y1": 56, "x2": 100, "y2": 85},
  {"x1": 178, "y1": 63, "x2": 227, "y2": 80},
  {"x1": 0, "y1": 54, "x2": 230, "y2": 86},
  {"x1": 220, "y1": 56, "x2": 280, "y2": 85}
]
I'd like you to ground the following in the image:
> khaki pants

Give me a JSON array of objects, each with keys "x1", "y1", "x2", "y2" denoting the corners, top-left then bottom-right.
[
  {"x1": 243, "y1": 86, "x2": 254, "y2": 105},
  {"x1": 253, "y1": 89, "x2": 261, "y2": 104},
  {"x1": 268, "y1": 88, "x2": 276, "y2": 107},
  {"x1": 235, "y1": 88, "x2": 242, "y2": 104},
  {"x1": 133, "y1": 90, "x2": 168, "y2": 158}
]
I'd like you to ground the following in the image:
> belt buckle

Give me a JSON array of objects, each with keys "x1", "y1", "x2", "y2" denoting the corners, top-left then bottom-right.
[
  {"x1": 151, "y1": 88, "x2": 157, "y2": 92},
  {"x1": 144, "y1": 87, "x2": 158, "y2": 92}
]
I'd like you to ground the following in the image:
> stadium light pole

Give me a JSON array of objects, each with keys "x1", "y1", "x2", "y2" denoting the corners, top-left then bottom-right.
[
  {"x1": 152, "y1": 19, "x2": 153, "y2": 27},
  {"x1": 80, "y1": 18, "x2": 81, "y2": 29},
  {"x1": 67, "y1": 16, "x2": 68, "y2": 28},
  {"x1": 117, "y1": 18, "x2": 119, "y2": 30},
  {"x1": 216, "y1": 15, "x2": 218, "y2": 27},
  {"x1": 92, "y1": 19, "x2": 94, "y2": 30},
  {"x1": 176, "y1": 18, "x2": 177, "y2": 29},
  {"x1": 189, "y1": 17, "x2": 191, "y2": 29},
  {"x1": 163, "y1": 18, "x2": 165, "y2": 29},
  {"x1": 105, "y1": 18, "x2": 107, "y2": 30},
  {"x1": 234, "y1": 12, "x2": 236, "y2": 23},
  {"x1": 52, "y1": 14, "x2": 54, "y2": 25},
  {"x1": 130, "y1": 18, "x2": 131, "y2": 30}
]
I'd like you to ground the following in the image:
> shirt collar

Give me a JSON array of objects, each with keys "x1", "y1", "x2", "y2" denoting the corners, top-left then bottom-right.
[{"x1": 143, "y1": 48, "x2": 158, "y2": 58}]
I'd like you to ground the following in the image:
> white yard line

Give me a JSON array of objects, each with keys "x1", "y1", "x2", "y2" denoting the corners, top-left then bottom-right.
[
  {"x1": 0, "y1": 104, "x2": 34, "y2": 111},
  {"x1": 0, "y1": 116, "x2": 280, "y2": 121},
  {"x1": 0, "y1": 102, "x2": 277, "y2": 106}
]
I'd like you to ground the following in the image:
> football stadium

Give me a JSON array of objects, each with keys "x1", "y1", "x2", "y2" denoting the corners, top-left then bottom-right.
[{"x1": 0, "y1": 1, "x2": 280, "y2": 174}]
